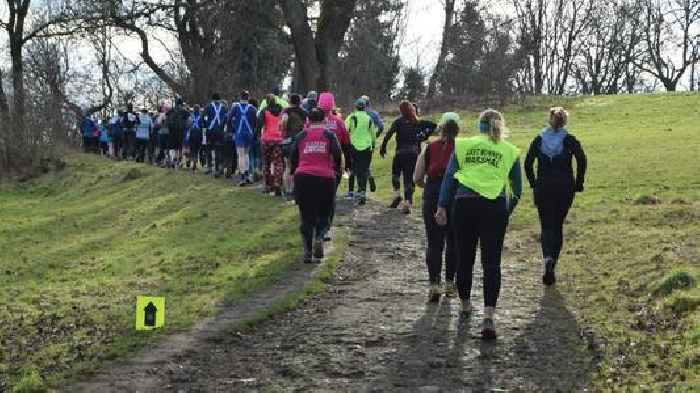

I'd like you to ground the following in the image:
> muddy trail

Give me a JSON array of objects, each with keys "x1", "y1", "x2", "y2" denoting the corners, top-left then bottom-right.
[{"x1": 72, "y1": 200, "x2": 595, "y2": 392}]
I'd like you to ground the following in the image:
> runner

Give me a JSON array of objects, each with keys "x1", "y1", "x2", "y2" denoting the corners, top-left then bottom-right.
[
  {"x1": 379, "y1": 101, "x2": 427, "y2": 214},
  {"x1": 347, "y1": 95, "x2": 383, "y2": 199},
  {"x1": 135, "y1": 108, "x2": 152, "y2": 163},
  {"x1": 122, "y1": 104, "x2": 139, "y2": 160},
  {"x1": 205, "y1": 94, "x2": 227, "y2": 177},
  {"x1": 345, "y1": 98, "x2": 376, "y2": 206},
  {"x1": 110, "y1": 111, "x2": 124, "y2": 161},
  {"x1": 259, "y1": 94, "x2": 284, "y2": 195},
  {"x1": 414, "y1": 112, "x2": 460, "y2": 302},
  {"x1": 147, "y1": 111, "x2": 158, "y2": 164},
  {"x1": 229, "y1": 91, "x2": 258, "y2": 186},
  {"x1": 524, "y1": 107, "x2": 587, "y2": 286},
  {"x1": 289, "y1": 108, "x2": 342, "y2": 263},
  {"x1": 156, "y1": 103, "x2": 171, "y2": 167},
  {"x1": 99, "y1": 118, "x2": 110, "y2": 157},
  {"x1": 258, "y1": 87, "x2": 289, "y2": 113},
  {"x1": 167, "y1": 97, "x2": 189, "y2": 169},
  {"x1": 436, "y1": 109, "x2": 522, "y2": 340},
  {"x1": 81, "y1": 111, "x2": 97, "y2": 154},
  {"x1": 318, "y1": 92, "x2": 352, "y2": 240},
  {"x1": 302, "y1": 91, "x2": 317, "y2": 113},
  {"x1": 187, "y1": 105, "x2": 204, "y2": 173},
  {"x1": 280, "y1": 94, "x2": 308, "y2": 201}
]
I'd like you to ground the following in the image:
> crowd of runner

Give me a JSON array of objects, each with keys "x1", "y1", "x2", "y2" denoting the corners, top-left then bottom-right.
[{"x1": 80, "y1": 91, "x2": 587, "y2": 341}]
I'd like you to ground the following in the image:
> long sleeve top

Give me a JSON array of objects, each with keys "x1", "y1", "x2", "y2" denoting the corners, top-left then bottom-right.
[
  {"x1": 438, "y1": 153, "x2": 523, "y2": 210},
  {"x1": 524, "y1": 131, "x2": 587, "y2": 193}
]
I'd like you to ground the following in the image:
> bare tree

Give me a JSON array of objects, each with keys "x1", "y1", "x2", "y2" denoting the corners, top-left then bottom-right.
[
  {"x1": 574, "y1": 0, "x2": 643, "y2": 94},
  {"x1": 637, "y1": 0, "x2": 700, "y2": 91},
  {"x1": 427, "y1": 0, "x2": 457, "y2": 98},
  {"x1": 512, "y1": 0, "x2": 594, "y2": 95}
]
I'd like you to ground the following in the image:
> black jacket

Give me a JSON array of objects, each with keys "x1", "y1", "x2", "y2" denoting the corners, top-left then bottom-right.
[{"x1": 524, "y1": 134, "x2": 587, "y2": 194}]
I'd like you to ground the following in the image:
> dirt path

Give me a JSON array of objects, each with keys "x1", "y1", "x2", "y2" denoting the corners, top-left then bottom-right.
[{"x1": 72, "y1": 200, "x2": 596, "y2": 392}]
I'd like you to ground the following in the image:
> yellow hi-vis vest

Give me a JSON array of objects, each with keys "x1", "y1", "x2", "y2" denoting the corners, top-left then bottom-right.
[{"x1": 454, "y1": 135, "x2": 520, "y2": 200}]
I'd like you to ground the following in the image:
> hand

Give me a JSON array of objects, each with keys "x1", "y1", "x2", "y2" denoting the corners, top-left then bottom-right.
[{"x1": 435, "y1": 207, "x2": 448, "y2": 226}]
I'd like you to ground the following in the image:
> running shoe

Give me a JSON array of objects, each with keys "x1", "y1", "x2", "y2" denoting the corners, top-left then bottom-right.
[
  {"x1": 389, "y1": 196, "x2": 402, "y2": 209},
  {"x1": 358, "y1": 197, "x2": 367, "y2": 206},
  {"x1": 345, "y1": 192, "x2": 354, "y2": 200},
  {"x1": 481, "y1": 318, "x2": 497, "y2": 340},
  {"x1": 313, "y1": 239, "x2": 324, "y2": 260},
  {"x1": 369, "y1": 176, "x2": 377, "y2": 192},
  {"x1": 402, "y1": 202, "x2": 411, "y2": 215},
  {"x1": 303, "y1": 252, "x2": 313, "y2": 264},
  {"x1": 543, "y1": 257, "x2": 556, "y2": 286}
]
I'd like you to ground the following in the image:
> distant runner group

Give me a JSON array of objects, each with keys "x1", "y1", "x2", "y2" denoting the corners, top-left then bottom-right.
[{"x1": 80, "y1": 91, "x2": 587, "y2": 340}]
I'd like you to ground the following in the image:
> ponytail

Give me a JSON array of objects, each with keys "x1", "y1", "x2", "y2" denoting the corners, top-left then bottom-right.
[
  {"x1": 478, "y1": 109, "x2": 507, "y2": 143},
  {"x1": 549, "y1": 107, "x2": 568, "y2": 129}
]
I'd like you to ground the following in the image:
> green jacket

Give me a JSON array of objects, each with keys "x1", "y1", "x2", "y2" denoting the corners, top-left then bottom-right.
[{"x1": 345, "y1": 110, "x2": 376, "y2": 151}]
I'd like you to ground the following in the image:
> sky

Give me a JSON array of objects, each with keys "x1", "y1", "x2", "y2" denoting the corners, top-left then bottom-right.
[{"x1": 401, "y1": 0, "x2": 445, "y2": 68}]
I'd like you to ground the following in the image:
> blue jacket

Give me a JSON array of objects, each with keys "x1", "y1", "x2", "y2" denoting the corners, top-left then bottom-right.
[
  {"x1": 205, "y1": 101, "x2": 227, "y2": 133},
  {"x1": 228, "y1": 102, "x2": 258, "y2": 147},
  {"x1": 367, "y1": 110, "x2": 385, "y2": 136},
  {"x1": 82, "y1": 117, "x2": 95, "y2": 138}
]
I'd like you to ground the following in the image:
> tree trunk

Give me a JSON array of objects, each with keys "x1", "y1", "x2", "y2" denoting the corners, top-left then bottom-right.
[
  {"x1": 427, "y1": 0, "x2": 456, "y2": 98},
  {"x1": 281, "y1": 0, "x2": 356, "y2": 93},
  {"x1": 10, "y1": 37, "x2": 26, "y2": 148}
]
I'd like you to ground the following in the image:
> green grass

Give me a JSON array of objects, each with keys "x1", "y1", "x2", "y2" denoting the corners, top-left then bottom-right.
[
  {"x1": 372, "y1": 92, "x2": 700, "y2": 390},
  {"x1": 0, "y1": 155, "x2": 308, "y2": 389}
]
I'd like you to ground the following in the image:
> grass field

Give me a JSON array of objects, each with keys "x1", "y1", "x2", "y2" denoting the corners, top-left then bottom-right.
[
  {"x1": 0, "y1": 156, "x2": 306, "y2": 390},
  {"x1": 0, "y1": 93, "x2": 698, "y2": 391},
  {"x1": 370, "y1": 92, "x2": 700, "y2": 390}
]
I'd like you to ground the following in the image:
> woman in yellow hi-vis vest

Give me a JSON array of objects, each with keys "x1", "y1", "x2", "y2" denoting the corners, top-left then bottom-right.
[{"x1": 435, "y1": 109, "x2": 522, "y2": 340}]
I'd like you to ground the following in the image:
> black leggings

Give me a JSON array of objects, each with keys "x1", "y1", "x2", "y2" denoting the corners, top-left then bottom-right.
[
  {"x1": 295, "y1": 174, "x2": 336, "y2": 252},
  {"x1": 452, "y1": 196, "x2": 508, "y2": 307},
  {"x1": 351, "y1": 147, "x2": 372, "y2": 195},
  {"x1": 392, "y1": 151, "x2": 418, "y2": 203},
  {"x1": 423, "y1": 178, "x2": 457, "y2": 284},
  {"x1": 536, "y1": 190, "x2": 574, "y2": 263}
]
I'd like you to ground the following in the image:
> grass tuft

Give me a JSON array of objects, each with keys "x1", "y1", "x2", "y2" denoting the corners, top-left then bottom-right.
[
  {"x1": 655, "y1": 271, "x2": 697, "y2": 297},
  {"x1": 11, "y1": 368, "x2": 46, "y2": 393}
]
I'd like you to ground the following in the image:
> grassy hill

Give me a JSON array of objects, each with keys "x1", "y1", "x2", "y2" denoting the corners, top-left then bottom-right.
[
  {"x1": 0, "y1": 156, "x2": 305, "y2": 390},
  {"x1": 370, "y1": 92, "x2": 699, "y2": 390},
  {"x1": 0, "y1": 93, "x2": 697, "y2": 391}
]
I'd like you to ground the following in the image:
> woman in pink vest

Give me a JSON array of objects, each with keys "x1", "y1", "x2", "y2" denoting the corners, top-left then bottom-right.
[
  {"x1": 259, "y1": 94, "x2": 285, "y2": 195},
  {"x1": 414, "y1": 112, "x2": 460, "y2": 302},
  {"x1": 289, "y1": 108, "x2": 342, "y2": 263}
]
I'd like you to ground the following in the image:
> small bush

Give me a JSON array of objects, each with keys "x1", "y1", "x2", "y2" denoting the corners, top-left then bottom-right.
[
  {"x1": 655, "y1": 271, "x2": 697, "y2": 296},
  {"x1": 12, "y1": 368, "x2": 46, "y2": 393}
]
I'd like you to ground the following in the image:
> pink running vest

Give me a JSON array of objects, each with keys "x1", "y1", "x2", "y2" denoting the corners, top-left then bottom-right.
[
  {"x1": 295, "y1": 127, "x2": 335, "y2": 179},
  {"x1": 262, "y1": 111, "x2": 282, "y2": 142}
]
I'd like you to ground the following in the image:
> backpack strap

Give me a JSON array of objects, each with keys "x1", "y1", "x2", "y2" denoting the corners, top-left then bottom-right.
[
  {"x1": 236, "y1": 103, "x2": 253, "y2": 136},
  {"x1": 209, "y1": 103, "x2": 222, "y2": 129}
]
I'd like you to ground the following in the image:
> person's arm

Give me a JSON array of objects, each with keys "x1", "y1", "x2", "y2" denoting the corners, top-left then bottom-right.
[
  {"x1": 337, "y1": 119, "x2": 353, "y2": 171},
  {"x1": 568, "y1": 135, "x2": 587, "y2": 192},
  {"x1": 289, "y1": 132, "x2": 303, "y2": 174},
  {"x1": 413, "y1": 145, "x2": 427, "y2": 188},
  {"x1": 508, "y1": 158, "x2": 523, "y2": 215},
  {"x1": 375, "y1": 112, "x2": 385, "y2": 137},
  {"x1": 369, "y1": 116, "x2": 377, "y2": 149},
  {"x1": 524, "y1": 137, "x2": 539, "y2": 189},
  {"x1": 328, "y1": 131, "x2": 343, "y2": 178},
  {"x1": 435, "y1": 153, "x2": 459, "y2": 226},
  {"x1": 417, "y1": 120, "x2": 438, "y2": 142},
  {"x1": 438, "y1": 153, "x2": 459, "y2": 209},
  {"x1": 380, "y1": 119, "x2": 398, "y2": 157}
]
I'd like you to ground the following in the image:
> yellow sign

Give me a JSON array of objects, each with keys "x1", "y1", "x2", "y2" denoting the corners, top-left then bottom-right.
[{"x1": 135, "y1": 296, "x2": 165, "y2": 331}]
